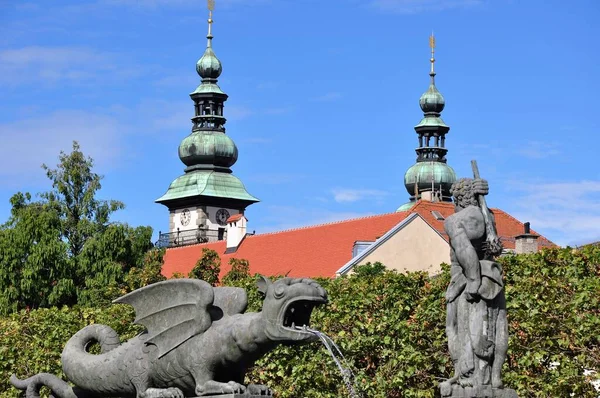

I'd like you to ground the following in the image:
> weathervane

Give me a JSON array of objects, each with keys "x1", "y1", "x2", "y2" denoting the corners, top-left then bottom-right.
[
  {"x1": 429, "y1": 32, "x2": 436, "y2": 79},
  {"x1": 207, "y1": 0, "x2": 215, "y2": 45}
]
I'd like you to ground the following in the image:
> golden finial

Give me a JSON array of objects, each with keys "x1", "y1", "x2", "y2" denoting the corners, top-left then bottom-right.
[
  {"x1": 429, "y1": 32, "x2": 436, "y2": 81},
  {"x1": 207, "y1": 0, "x2": 215, "y2": 47}
]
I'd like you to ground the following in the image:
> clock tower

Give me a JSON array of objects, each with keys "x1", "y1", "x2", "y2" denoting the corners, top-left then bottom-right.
[{"x1": 156, "y1": 1, "x2": 259, "y2": 246}]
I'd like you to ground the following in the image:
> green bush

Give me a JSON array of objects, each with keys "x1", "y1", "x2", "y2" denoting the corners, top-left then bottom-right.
[
  {"x1": 1, "y1": 247, "x2": 599, "y2": 397},
  {"x1": 188, "y1": 248, "x2": 220, "y2": 286}
]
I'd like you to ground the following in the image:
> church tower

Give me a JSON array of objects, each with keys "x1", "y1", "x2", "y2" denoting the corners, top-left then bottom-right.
[
  {"x1": 397, "y1": 34, "x2": 456, "y2": 211},
  {"x1": 156, "y1": 0, "x2": 259, "y2": 246}
]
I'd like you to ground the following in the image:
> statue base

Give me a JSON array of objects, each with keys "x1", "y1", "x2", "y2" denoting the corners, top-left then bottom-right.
[
  {"x1": 441, "y1": 385, "x2": 518, "y2": 398},
  {"x1": 193, "y1": 395, "x2": 271, "y2": 397}
]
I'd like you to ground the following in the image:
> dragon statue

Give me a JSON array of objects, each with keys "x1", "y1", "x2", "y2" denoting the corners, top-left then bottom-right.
[{"x1": 10, "y1": 276, "x2": 328, "y2": 398}]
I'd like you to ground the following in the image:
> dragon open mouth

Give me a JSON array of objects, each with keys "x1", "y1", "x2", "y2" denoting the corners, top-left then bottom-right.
[{"x1": 281, "y1": 299, "x2": 323, "y2": 330}]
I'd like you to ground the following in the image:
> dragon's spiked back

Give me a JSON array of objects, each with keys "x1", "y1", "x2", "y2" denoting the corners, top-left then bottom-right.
[{"x1": 257, "y1": 276, "x2": 328, "y2": 342}]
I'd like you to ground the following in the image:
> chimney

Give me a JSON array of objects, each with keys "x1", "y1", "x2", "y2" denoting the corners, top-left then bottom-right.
[
  {"x1": 515, "y1": 221, "x2": 539, "y2": 254},
  {"x1": 421, "y1": 191, "x2": 434, "y2": 202},
  {"x1": 225, "y1": 213, "x2": 247, "y2": 253}
]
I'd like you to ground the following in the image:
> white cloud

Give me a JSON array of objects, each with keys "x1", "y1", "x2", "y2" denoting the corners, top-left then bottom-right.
[
  {"x1": 226, "y1": 106, "x2": 254, "y2": 120},
  {"x1": 0, "y1": 110, "x2": 124, "y2": 184},
  {"x1": 0, "y1": 46, "x2": 122, "y2": 87},
  {"x1": 154, "y1": 73, "x2": 199, "y2": 88},
  {"x1": 332, "y1": 188, "x2": 389, "y2": 203},
  {"x1": 142, "y1": 100, "x2": 192, "y2": 132},
  {"x1": 370, "y1": 0, "x2": 482, "y2": 14},
  {"x1": 507, "y1": 180, "x2": 600, "y2": 246},
  {"x1": 256, "y1": 81, "x2": 278, "y2": 90},
  {"x1": 0, "y1": 99, "x2": 195, "y2": 186},
  {"x1": 313, "y1": 92, "x2": 343, "y2": 102},
  {"x1": 517, "y1": 141, "x2": 561, "y2": 159}
]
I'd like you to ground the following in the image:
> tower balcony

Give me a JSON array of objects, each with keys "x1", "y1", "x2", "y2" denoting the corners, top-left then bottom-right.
[
  {"x1": 415, "y1": 146, "x2": 448, "y2": 162},
  {"x1": 156, "y1": 227, "x2": 226, "y2": 248}
]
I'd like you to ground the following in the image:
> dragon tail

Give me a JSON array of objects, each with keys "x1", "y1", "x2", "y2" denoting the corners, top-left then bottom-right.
[{"x1": 10, "y1": 373, "x2": 79, "y2": 398}]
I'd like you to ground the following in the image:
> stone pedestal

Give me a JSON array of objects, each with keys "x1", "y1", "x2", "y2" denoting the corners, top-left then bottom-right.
[
  {"x1": 193, "y1": 395, "x2": 269, "y2": 397},
  {"x1": 442, "y1": 385, "x2": 518, "y2": 398}
]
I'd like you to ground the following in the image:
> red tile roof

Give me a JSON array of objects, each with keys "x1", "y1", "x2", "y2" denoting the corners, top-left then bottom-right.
[
  {"x1": 227, "y1": 214, "x2": 245, "y2": 223},
  {"x1": 162, "y1": 201, "x2": 556, "y2": 279}
]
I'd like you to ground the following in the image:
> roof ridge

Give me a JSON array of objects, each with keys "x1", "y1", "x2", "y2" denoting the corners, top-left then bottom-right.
[
  {"x1": 399, "y1": 200, "x2": 455, "y2": 213},
  {"x1": 247, "y1": 212, "x2": 403, "y2": 238},
  {"x1": 489, "y1": 207, "x2": 556, "y2": 246}
]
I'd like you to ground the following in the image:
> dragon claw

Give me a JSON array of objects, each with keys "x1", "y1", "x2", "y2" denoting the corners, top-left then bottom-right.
[
  {"x1": 144, "y1": 387, "x2": 184, "y2": 398},
  {"x1": 247, "y1": 384, "x2": 273, "y2": 396},
  {"x1": 196, "y1": 380, "x2": 246, "y2": 396}
]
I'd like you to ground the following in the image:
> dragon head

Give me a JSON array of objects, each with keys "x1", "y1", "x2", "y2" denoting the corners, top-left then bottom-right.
[{"x1": 257, "y1": 276, "x2": 328, "y2": 342}]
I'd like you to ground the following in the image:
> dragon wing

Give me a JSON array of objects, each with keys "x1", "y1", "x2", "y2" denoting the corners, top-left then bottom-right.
[
  {"x1": 212, "y1": 287, "x2": 248, "y2": 316},
  {"x1": 113, "y1": 279, "x2": 214, "y2": 358}
]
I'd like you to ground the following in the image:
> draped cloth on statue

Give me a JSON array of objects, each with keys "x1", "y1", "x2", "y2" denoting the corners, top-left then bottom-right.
[{"x1": 445, "y1": 260, "x2": 506, "y2": 388}]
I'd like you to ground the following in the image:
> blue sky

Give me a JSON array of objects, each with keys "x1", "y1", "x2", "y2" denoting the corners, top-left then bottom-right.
[{"x1": 0, "y1": 0, "x2": 598, "y2": 247}]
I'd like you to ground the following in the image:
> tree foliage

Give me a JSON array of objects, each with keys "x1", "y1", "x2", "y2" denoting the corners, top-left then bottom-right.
[
  {"x1": 353, "y1": 261, "x2": 386, "y2": 277},
  {"x1": 222, "y1": 258, "x2": 250, "y2": 285},
  {"x1": 0, "y1": 193, "x2": 72, "y2": 313},
  {"x1": 41, "y1": 142, "x2": 124, "y2": 257},
  {"x1": 0, "y1": 142, "x2": 155, "y2": 313},
  {"x1": 1, "y1": 247, "x2": 599, "y2": 397},
  {"x1": 188, "y1": 248, "x2": 221, "y2": 286}
]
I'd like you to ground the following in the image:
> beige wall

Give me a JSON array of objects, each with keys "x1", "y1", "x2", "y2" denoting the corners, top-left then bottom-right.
[{"x1": 358, "y1": 216, "x2": 450, "y2": 275}]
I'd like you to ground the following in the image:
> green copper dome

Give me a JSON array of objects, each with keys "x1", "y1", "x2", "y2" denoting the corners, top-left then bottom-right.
[
  {"x1": 196, "y1": 45, "x2": 222, "y2": 80},
  {"x1": 156, "y1": 170, "x2": 259, "y2": 205},
  {"x1": 419, "y1": 83, "x2": 445, "y2": 113},
  {"x1": 396, "y1": 201, "x2": 417, "y2": 212},
  {"x1": 404, "y1": 161, "x2": 456, "y2": 198},
  {"x1": 179, "y1": 130, "x2": 238, "y2": 168}
]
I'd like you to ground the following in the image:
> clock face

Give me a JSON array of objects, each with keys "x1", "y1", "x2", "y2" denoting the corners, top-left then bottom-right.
[
  {"x1": 180, "y1": 209, "x2": 191, "y2": 226},
  {"x1": 216, "y1": 208, "x2": 230, "y2": 226}
]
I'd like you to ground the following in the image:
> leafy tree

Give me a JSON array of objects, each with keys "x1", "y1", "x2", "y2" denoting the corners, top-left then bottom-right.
[
  {"x1": 2, "y1": 248, "x2": 599, "y2": 397},
  {"x1": 189, "y1": 248, "x2": 221, "y2": 286},
  {"x1": 222, "y1": 258, "x2": 250, "y2": 285},
  {"x1": 42, "y1": 142, "x2": 124, "y2": 257},
  {"x1": 353, "y1": 261, "x2": 386, "y2": 277},
  {"x1": 0, "y1": 193, "x2": 73, "y2": 313},
  {"x1": 76, "y1": 225, "x2": 155, "y2": 306},
  {"x1": 0, "y1": 142, "x2": 154, "y2": 312},
  {"x1": 124, "y1": 248, "x2": 167, "y2": 292}
]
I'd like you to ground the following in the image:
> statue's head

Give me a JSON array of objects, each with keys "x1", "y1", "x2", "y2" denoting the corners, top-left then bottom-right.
[
  {"x1": 257, "y1": 275, "x2": 328, "y2": 343},
  {"x1": 450, "y1": 178, "x2": 479, "y2": 211}
]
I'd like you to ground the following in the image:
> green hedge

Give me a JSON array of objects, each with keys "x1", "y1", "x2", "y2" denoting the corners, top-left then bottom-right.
[{"x1": 1, "y1": 247, "x2": 599, "y2": 397}]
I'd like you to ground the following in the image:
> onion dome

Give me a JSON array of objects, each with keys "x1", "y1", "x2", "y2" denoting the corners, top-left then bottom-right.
[
  {"x1": 403, "y1": 162, "x2": 456, "y2": 201},
  {"x1": 196, "y1": 41, "x2": 222, "y2": 80},
  {"x1": 419, "y1": 33, "x2": 445, "y2": 114},
  {"x1": 195, "y1": 7, "x2": 222, "y2": 81},
  {"x1": 419, "y1": 82, "x2": 445, "y2": 113},
  {"x1": 178, "y1": 131, "x2": 238, "y2": 169}
]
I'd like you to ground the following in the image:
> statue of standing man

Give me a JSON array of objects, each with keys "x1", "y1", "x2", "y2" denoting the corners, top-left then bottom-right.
[{"x1": 440, "y1": 162, "x2": 518, "y2": 398}]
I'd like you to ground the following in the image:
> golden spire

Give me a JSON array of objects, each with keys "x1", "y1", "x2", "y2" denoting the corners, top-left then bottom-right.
[
  {"x1": 207, "y1": 0, "x2": 215, "y2": 47},
  {"x1": 429, "y1": 32, "x2": 436, "y2": 83}
]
